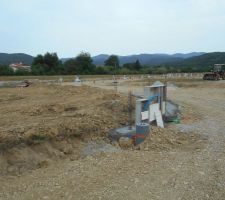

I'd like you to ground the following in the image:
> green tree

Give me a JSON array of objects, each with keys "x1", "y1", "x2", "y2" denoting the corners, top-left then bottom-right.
[
  {"x1": 43, "y1": 52, "x2": 59, "y2": 72},
  {"x1": 117, "y1": 68, "x2": 131, "y2": 75},
  {"x1": 123, "y1": 60, "x2": 142, "y2": 71},
  {"x1": 64, "y1": 52, "x2": 95, "y2": 75},
  {"x1": 14, "y1": 68, "x2": 30, "y2": 76},
  {"x1": 64, "y1": 59, "x2": 77, "y2": 74},
  {"x1": 76, "y1": 52, "x2": 95, "y2": 74},
  {"x1": 32, "y1": 52, "x2": 61, "y2": 75},
  {"x1": 95, "y1": 66, "x2": 114, "y2": 75},
  {"x1": 31, "y1": 64, "x2": 45, "y2": 75},
  {"x1": 123, "y1": 63, "x2": 134, "y2": 70},
  {"x1": 152, "y1": 66, "x2": 168, "y2": 74},
  {"x1": 0, "y1": 65, "x2": 14, "y2": 75},
  {"x1": 32, "y1": 55, "x2": 44, "y2": 66},
  {"x1": 104, "y1": 55, "x2": 119, "y2": 68},
  {"x1": 134, "y1": 60, "x2": 141, "y2": 70},
  {"x1": 95, "y1": 66, "x2": 107, "y2": 74}
]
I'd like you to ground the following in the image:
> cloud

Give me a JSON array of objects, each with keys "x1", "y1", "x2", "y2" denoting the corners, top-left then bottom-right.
[{"x1": 0, "y1": 0, "x2": 225, "y2": 56}]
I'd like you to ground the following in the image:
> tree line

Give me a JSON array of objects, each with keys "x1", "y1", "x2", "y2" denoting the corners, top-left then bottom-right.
[{"x1": 0, "y1": 52, "x2": 212, "y2": 76}]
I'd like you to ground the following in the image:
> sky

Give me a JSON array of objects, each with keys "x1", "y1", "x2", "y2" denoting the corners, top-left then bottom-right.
[{"x1": 1, "y1": 0, "x2": 225, "y2": 57}]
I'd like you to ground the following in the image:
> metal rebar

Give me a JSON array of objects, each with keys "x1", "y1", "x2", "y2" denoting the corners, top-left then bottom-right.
[{"x1": 128, "y1": 90, "x2": 132, "y2": 130}]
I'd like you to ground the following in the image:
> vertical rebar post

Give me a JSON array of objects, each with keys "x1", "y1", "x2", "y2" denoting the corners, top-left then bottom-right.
[
  {"x1": 113, "y1": 75, "x2": 118, "y2": 92},
  {"x1": 115, "y1": 81, "x2": 118, "y2": 92},
  {"x1": 128, "y1": 90, "x2": 132, "y2": 130}
]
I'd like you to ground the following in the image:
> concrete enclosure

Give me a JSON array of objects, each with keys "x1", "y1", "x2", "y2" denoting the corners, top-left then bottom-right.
[
  {"x1": 144, "y1": 81, "x2": 167, "y2": 115},
  {"x1": 135, "y1": 99, "x2": 148, "y2": 125}
]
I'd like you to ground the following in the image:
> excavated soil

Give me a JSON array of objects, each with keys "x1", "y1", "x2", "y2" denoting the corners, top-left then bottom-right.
[
  {"x1": 0, "y1": 84, "x2": 130, "y2": 175},
  {"x1": 0, "y1": 78, "x2": 224, "y2": 200},
  {"x1": 0, "y1": 84, "x2": 131, "y2": 147}
]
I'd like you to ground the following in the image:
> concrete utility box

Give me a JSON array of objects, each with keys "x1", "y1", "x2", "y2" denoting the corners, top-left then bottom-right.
[
  {"x1": 144, "y1": 81, "x2": 167, "y2": 115},
  {"x1": 135, "y1": 99, "x2": 149, "y2": 125}
]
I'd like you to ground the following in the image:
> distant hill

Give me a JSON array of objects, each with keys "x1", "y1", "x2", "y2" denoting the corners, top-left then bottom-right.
[
  {"x1": 166, "y1": 52, "x2": 225, "y2": 68},
  {"x1": 0, "y1": 52, "x2": 208, "y2": 67},
  {"x1": 91, "y1": 54, "x2": 109, "y2": 65},
  {"x1": 0, "y1": 53, "x2": 34, "y2": 65},
  {"x1": 172, "y1": 52, "x2": 205, "y2": 59},
  {"x1": 119, "y1": 54, "x2": 182, "y2": 66},
  {"x1": 91, "y1": 52, "x2": 205, "y2": 66}
]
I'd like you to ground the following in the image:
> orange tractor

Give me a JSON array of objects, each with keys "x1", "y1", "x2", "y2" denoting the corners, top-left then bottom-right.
[{"x1": 203, "y1": 64, "x2": 225, "y2": 80}]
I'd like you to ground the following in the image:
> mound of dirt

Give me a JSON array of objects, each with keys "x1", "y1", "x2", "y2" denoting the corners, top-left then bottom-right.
[
  {"x1": 0, "y1": 84, "x2": 130, "y2": 150},
  {"x1": 0, "y1": 82, "x2": 208, "y2": 177},
  {"x1": 0, "y1": 138, "x2": 85, "y2": 176},
  {"x1": 141, "y1": 126, "x2": 207, "y2": 152}
]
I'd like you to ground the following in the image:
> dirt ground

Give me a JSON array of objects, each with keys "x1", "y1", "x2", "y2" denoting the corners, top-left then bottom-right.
[
  {"x1": 0, "y1": 77, "x2": 225, "y2": 200},
  {"x1": 0, "y1": 83, "x2": 132, "y2": 175}
]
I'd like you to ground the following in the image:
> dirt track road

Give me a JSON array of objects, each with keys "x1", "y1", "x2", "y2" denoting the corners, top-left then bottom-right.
[{"x1": 0, "y1": 80, "x2": 225, "y2": 200}]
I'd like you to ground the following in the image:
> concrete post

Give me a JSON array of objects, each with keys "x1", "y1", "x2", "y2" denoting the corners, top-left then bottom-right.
[{"x1": 135, "y1": 99, "x2": 147, "y2": 125}]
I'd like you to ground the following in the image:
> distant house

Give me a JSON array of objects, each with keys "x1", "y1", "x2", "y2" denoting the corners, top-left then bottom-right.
[{"x1": 9, "y1": 62, "x2": 31, "y2": 72}]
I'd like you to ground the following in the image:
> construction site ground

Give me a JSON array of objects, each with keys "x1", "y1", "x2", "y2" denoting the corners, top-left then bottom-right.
[{"x1": 0, "y1": 77, "x2": 225, "y2": 200}]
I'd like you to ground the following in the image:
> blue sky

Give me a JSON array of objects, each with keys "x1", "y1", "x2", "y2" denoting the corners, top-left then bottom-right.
[{"x1": 1, "y1": 0, "x2": 225, "y2": 57}]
